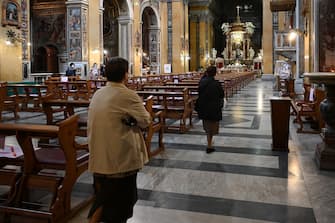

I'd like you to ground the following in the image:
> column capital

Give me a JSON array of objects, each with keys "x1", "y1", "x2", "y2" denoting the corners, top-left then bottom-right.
[
  {"x1": 66, "y1": 0, "x2": 88, "y2": 6},
  {"x1": 189, "y1": 10, "x2": 211, "y2": 22},
  {"x1": 189, "y1": 0, "x2": 211, "y2": 7},
  {"x1": 161, "y1": 0, "x2": 188, "y2": 3},
  {"x1": 118, "y1": 15, "x2": 133, "y2": 24}
]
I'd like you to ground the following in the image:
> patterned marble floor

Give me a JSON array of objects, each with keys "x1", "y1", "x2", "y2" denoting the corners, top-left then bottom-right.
[{"x1": 2, "y1": 78, "x2": 335, "y2": 223}]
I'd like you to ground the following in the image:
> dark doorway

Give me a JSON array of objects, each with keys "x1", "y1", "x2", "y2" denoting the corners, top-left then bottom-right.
[
  {"x1": 32, "y1": 45, "x2": 59, "y2": 73},
  {"x1": 142, "y1": 6, "x2": 160, "y2": 74}
]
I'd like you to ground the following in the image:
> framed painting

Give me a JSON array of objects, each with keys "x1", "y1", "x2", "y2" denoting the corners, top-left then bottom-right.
[{"x1": 2, "y1": 0, "x2": 21, "y2": 28}]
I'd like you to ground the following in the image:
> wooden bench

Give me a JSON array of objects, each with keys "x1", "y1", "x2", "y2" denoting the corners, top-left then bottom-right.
[
  {"x1": 42, "y1": 98, "x2": 90, "y2": 137},
  {"x1": 290, "y1": 88, "x2": 326, "y2": 133},
  {"x1": 45, "y1": 81, "x2": 92, "y2": 100},
  {"x1": 137, "y1": 89, "x2": 193, "y2": 133},
  {"x1": 42, "y1": 97, "x2": 163, "y2": 154},
  {"x1": 142, "y1": 85, "x2": 198, "y2": 103},
  {"x1": 279, "y1": 79, "x2": 295, "y2": 98},
  {"x1": 6, "y1": 84, "x2": 48, "y2": 112},
  {"x1": 0, "y1": 115, "x2": 91, "y2": 223},
  {"x1": 0, "y1": 83, "x2": 19, "y2": 121},
  {"x1": 143, "y1": 96, "x2": 164, "y2": 157}
]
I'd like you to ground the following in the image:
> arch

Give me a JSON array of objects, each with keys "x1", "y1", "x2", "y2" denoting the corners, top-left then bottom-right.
[
  {"x1": 140, "y1": 1, "x2": 160, "y2": 27},
  {"x1": 141, "y1": 5, "x2": 160, "y2": 74},
  {"x1": 103, "y1": 0, "x2": 132, "y2": 61},
  {"x1": 32, "y1": 45, "x2": 59, "y2": 73}
]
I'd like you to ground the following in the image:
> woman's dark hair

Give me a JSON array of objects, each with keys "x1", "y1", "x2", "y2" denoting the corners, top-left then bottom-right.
[
  {"x1": 206, "y1": 66, "x2": 217, "y2": 77},
  {"x1": 105, "y1": 57, "x2": 129, "y2": 82}
]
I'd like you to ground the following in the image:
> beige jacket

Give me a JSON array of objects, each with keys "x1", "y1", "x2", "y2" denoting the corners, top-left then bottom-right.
[{"x1": 88, "y1": 82, "x2": 151, "y2": 175}]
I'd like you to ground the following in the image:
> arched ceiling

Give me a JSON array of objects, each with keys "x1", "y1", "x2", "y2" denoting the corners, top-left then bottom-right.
[{"x1": 103, "y1": 0, "x2": 130, "y2": 16}]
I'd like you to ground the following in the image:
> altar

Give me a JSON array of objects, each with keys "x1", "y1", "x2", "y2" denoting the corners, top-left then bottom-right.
[{"x1": 221, "y1": 6, "x2": 256, "y2": 67}]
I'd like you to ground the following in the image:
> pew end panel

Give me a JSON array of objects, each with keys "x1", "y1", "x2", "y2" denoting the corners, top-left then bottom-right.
[
  {"x1": 0, "y1": 115, "x2": 92, "y2": 222},
  {"x1": 0, "y1": 83, "x2": 20, "y2": 121},
  {"x1": 143, "y1": 95, "x2": 165, "y2": 158},
  {"x1": 290, "y1": 88, "x2": 326, "y2": 133}
]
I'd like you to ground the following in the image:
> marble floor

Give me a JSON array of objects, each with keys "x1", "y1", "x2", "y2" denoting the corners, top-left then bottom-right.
[{"x1": 2, "y1": 78, "x2": 335, "y2": 223}]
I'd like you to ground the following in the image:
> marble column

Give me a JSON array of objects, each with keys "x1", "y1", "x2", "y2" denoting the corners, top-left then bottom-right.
[
  {"x1": 305, "y1": 73, "x2": 335, "y2": 170},
  {"x1": 118, "y1": 16, "x2": 132, "y2": 64},
  {"x1": 99, "y1": 3, "x2": 104, "y2": 65}
]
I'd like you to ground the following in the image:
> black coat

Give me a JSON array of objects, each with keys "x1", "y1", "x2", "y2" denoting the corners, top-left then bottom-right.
[
  {"x1": 196, "y1": 76, "x2": 224, "y2": 121},
  {"x1": 66, "y1": 68, "x2": 76, "y2": 76}
]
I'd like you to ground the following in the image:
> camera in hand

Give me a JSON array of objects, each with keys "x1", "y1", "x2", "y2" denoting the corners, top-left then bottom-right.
[{"x1": 121, "y1": 116, "x2": 137, "y2": 127}]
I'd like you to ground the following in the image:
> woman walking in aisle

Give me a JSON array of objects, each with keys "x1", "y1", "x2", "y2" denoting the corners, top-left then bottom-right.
[{"x1": 195, "y1": 66, "x2": 224, "y2": 153}]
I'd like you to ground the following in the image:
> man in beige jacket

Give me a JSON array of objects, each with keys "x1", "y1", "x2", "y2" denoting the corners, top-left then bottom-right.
[{"x1": 87, "y1": 57, "x2": 151, "y2": 223}]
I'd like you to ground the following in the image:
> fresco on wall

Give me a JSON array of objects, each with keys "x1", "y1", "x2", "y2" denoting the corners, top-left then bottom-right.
[
  {"x1": 82, "y1": 8, "x2": 88, "y2": 60},
  {"x1": 69, "y1": 38, "x2": 82, "y2": 61},
  {"x1": 319, "y1": 0, "x2": 335, "y2": 72},
  {"x1": 68, "y1": 7, "x2": 82, "y2": 61},
  {"x1": 33, "y1": 14, "x2": 66, "y2": 53},
  {"x1": 69, "y1": 8, "x2": 81, "y2": 31}
]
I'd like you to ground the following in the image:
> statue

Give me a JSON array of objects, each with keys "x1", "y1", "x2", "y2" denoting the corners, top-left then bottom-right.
[
  {"x1": 231, "y1": 50, "x2": 236, "y2": 59},
  {"x1": 212, "y1": 48, "x2": 217, "y2": 59},
  {"x1": 245, "y1": 22, "x2": 255, "y2": 35},
  {"x1": 221, "y1": 23, "x2": 230, "y2": 35},
  {"x1": 236, "y1": 48, "x2": 243, "y2": 59},
  {"x1": 249, "y1": 47, "x2": 255, "y2": 60},
  {"x1": 222, "y1": 47, "x2": 228, "y2": 60}
]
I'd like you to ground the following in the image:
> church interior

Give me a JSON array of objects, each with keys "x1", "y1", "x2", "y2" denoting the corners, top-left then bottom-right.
[{"x1": 0, "y1": 0, "x2": 335, "y2": 222}]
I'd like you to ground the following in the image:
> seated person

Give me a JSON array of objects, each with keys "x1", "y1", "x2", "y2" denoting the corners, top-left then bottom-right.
[{"x1": 66, "y1": 63, "x2": 76, "y2": 76}]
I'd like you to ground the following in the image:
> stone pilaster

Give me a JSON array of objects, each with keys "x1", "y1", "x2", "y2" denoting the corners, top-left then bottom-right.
[
  {"x1": 65, "y1": 0, "x2": 89, "y2": 77},
  {"x1": 118, "y1": 16, "x2": 132, "y2": 63},
  {"x1": 189, "y1": 0, "x2": 212, "y2": 70},
  {"x1": 99, "y1": 4, "x2": 104, "y2": 65},
  {"x1": 66, "y1": 0, "x2": 88, "y2": 61}
]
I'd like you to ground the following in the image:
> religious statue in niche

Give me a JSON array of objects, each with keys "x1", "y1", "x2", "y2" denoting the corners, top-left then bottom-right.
[
  {"x1": 249, "y1": 47, "x2": 255, "y2": 60},
  {"x1": 235, "y1": 48, "x2": 243, "y2": 60},
  {"x1": 2, "y1": 0, "x2": 21, "y2": 27}
]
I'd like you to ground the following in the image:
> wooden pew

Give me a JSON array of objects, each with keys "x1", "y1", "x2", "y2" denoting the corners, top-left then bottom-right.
[
  {"x1": 88, "y1": 79, "x2": 107, "y2": 93},
  {"x1": 42, "y1": 97, "x2": 165, "y2": 156},
  {"x1": 143, "y1": 95, "x2": 164, "y2": 157},
  {"x1": 0, "y1": 83, "x2": 19, "y2": 121},
  {"x1": 45, "y1": 81, "x2": 92, "y2": 100},
  {"x1": 0, "y1": 115, "x2": 91, "y2": 223},
  {"x1": 142, "y1": 85, "x2": 198, "y2": 101},
  {"x1": 290, "y1": 88, "x2": 326, "y2": 133},
  {"x1": 42, "y1": 99, "x2": 90, "y2": 137},
  {"x1": 137, "y1": 89, "x2": 193, "y2": 133},
  {"x1": 6, "y1": 84, "x2": 48, "y2": 112}
]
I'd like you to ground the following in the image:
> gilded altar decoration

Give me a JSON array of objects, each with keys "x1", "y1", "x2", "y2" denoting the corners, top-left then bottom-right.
[{"x1": 221, "y1": 6, "x2": 255, "y2": 65}]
